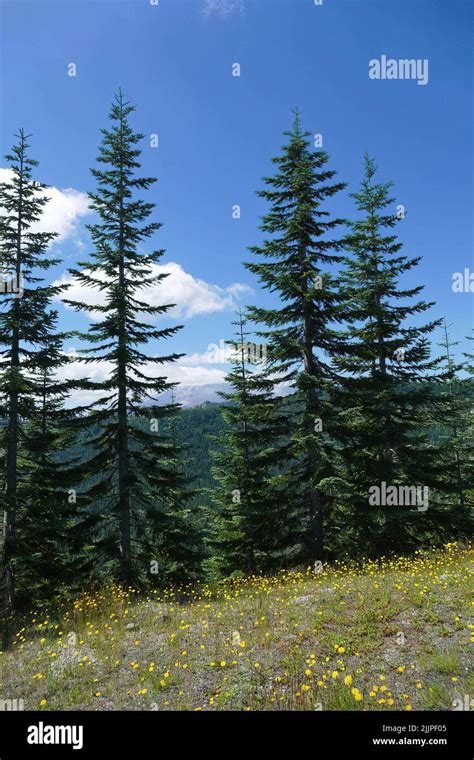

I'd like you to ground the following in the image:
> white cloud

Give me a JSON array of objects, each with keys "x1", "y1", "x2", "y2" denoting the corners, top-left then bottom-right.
[
  {"x1": 58, "y1": 349, "x2": 294, "y2": 408},
  {"x1": 59, "y1": 349, "x2": 227, "y2": 407},
  {"x1": 167, "y1": 364, "x2": 227, "y2": 386},
  {"x1": 37, "y1": 187, "x2": 90, "y2": 241},
  {"x1": 177, "y1": 349, "x2": 230, "y2": 366},
  {"x1": 55, "y1": 261, "x2": 252, "y2": 320},
  {"x1": 202, "y1": 0, "x2": 245, "y2": 18},
  {"x1": 0, "y1": 168, "x2": 90, "y2": 242}
]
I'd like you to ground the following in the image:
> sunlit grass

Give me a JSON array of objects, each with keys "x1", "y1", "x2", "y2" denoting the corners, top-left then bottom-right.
[{"x1": 0, "y1": 542, "x2": 472, "y2": 711}]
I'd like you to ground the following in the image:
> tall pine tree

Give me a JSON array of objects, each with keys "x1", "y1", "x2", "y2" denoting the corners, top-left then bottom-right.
[
  {"x1": 245, "y1": 111, "x2": 347, "y2": 561},
  {"x1": 334, "y1": 155, "x2": 450, "y2": 554},
  {"x1": 64, "y1": 91, "x2": 195, "y2": 584},
  {"x1": 0, "y1": 130, "x2": 64, "y2": 623}
]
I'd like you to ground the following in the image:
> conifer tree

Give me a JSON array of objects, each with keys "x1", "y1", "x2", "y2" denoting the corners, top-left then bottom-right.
[
  {"x1": 334, "y1": 155, "x2": 449, "y2": 553},
  {"x1": 461, "y1": 331, "x2": 474, "y2": 511},
  {"x1": 207, "y1": 311, "x2": 297, "y2": 577},
  {"x1": 63, "y1": 91, "x2": 186, "y2": 584},
  {"x1": 244, "y1": 112, "x2": 346, "y2": 561},
  {"x1": 434, "y1": 320, "x2": 472, "y2": 514},
  {"x1": 464, "y1": 332, "x2": 474, "y2": 378},
  {"x1": 145, "y1": 392, "x2": 203, "y2": 584},
  {"x1": 0, "y1": 130, "x2": 63, "y2": 620},
  {"x1": 15, "y1": 321, "x2": 80, "y2": 605}
]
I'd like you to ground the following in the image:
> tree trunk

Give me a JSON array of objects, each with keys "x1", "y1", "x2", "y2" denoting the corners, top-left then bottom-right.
[
  {"x1": 117, "y1": 347, "x2": 131, "y2": 582},
  {"x1": 238, "y1": 313, "x2": 255, "y2": 575},
  {"x1": 303, "y1": 277, "x2": 324, "y2": 561},
  {"x1": 117, "y1": 106, "x2": 132, "y2": 583},
  {"x1": 3, "y1": 141, "x2": 24, "y2": 633}
]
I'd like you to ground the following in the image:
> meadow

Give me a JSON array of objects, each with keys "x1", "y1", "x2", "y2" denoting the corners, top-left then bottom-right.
[{"x1": 1, "y1": 542, "x2": 472, "y2": 712}]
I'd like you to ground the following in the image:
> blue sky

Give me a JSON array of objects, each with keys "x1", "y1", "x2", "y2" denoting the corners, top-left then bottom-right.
[{"x1": 1, "y1": 0, "x2": 472, "y2": 401}]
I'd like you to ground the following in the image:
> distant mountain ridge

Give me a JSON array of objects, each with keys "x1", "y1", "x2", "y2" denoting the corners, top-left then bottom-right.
[{"x1": 162, "y1": 383, "x2": 228, "y2": 407}]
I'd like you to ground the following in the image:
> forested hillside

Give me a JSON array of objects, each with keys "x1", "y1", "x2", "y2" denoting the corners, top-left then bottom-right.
[{"x1": 176, "y1": 403, "x2": 226, "y2": 502}]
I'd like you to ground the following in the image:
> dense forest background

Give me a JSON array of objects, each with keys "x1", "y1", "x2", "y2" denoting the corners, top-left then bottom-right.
[{"x1": 2, "y1": 393, "x2": 472, "y2": 571}]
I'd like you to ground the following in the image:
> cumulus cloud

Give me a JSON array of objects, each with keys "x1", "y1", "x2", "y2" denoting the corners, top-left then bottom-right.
[
  {"x1": 54, "y1": 261, "x2": 252, "y2": 320},
  {"x1": 59, "y1": 349, "x2": 227, "y2": 407},
  {"x1": 167, "y1": 363, "x2": 227, "y2": 386},
  {"x1": 58, "y1": 347, "x2": 294, "y2": 408},
  {"x1": 60, "y1": 350, "x2": 293, "y2": 408},
  {"x1": 176, "y1": 349, "x2": 230, "y2": 366},
  {"x1": 0, "y1": 168, "x2": 90, "y2": 242}
]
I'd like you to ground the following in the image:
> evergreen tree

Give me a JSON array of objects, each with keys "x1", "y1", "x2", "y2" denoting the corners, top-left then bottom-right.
[
  {"x1": 334, "y1": 155, "x2": 450, "y2": 554},
  {"x1": 207, "y1": 310, "x2": 298, "y2": 577},
  {"x1": 145, "y1": 392, "x2": 203, "y2": 584},
  {"x1": 63, "y1": 91, "x2": 189, "y2": 584},
  {"x1": 461, "y1": 331, "x2": 474, "y2": 511},
  {"x1": 464, "y1": 331, "x2": 474, "y2": 378},
  {"x1": 0, "y1": 130, "x2": 63, "y2": 622},
  {"x1": 434, "y1": 320, "x2": 472, "y2": 515},
  {"x1": 244, "y1": 111, "x2": 346, "y2": 561},
  {"x1": 15, "y1": 321, "x2": 80, "y2": 605}
]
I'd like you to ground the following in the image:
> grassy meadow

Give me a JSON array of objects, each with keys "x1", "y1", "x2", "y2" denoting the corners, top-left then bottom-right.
[{"x1": 1, "y1": 542, "x2": 472, "y2": 712}]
